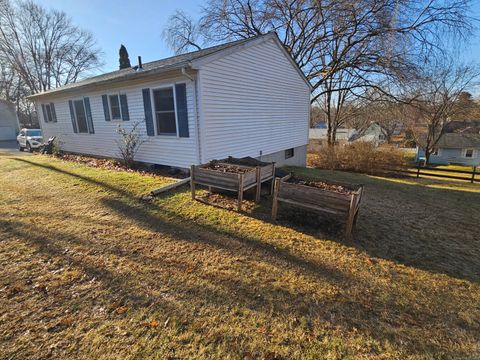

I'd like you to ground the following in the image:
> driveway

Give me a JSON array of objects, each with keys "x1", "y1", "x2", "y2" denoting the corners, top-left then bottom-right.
[{"x1": 0, "y1": 140, "x2": 32, "y2": 156}]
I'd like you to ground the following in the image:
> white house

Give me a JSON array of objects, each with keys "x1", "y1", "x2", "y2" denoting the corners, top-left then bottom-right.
[
  {"x1": 348, "y1": 123, "x2": 386, "y2": 145},
  {"x1": 309, "y1": 127, "x2": 356, "y2": 141},
  {"x1": 28, "y1": 33, "x2": 311, "y2": 169},
  {"x1": 0, "y1": 100, "x2": 19, "y2": 141}
]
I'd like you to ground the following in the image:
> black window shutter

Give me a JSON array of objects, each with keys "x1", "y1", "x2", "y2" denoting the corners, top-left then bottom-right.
[
  {"x1": 41, "y1": 104, "x2": 48, "y2": 123},
  {"x1": 83, "y1": 97, "x2": 95, "y2": 134},
  {"x1": 175, "y1": 83, "x2": 189, "y2": 137},
  {"x1": 50, "y1": 103, "x2": 57, "y2": 122},
  {"x1": 102, "y1": 95, "x2": 110, "y2": 121},
  {"x1": 68, "y1": 100, "x2": 78, "y2": 133},
  {"x1": 120, "y1": 94, "x2": 130, "y2": 121},
  {"x1": 142, "y1": 88, "x2": 154, "y2": 136}
]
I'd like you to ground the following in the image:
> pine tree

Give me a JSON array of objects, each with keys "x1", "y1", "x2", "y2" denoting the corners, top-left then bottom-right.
[{"x1": 119, "y1": 45, "x2": 131, "y2": 69}]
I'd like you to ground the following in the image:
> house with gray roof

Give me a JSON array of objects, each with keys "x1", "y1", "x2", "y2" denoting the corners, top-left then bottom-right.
[
  {"x1": 28, "y1": 32, "x2": 311, "y2": 168},
  {"x1": 416, "y1": 133, "x2": 480, "y2": 166}
]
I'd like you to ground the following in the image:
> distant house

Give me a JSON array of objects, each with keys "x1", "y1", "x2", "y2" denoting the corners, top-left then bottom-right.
[
  {"x1": 444, "y1": 120, "x2": 480, "y2": 134},
  {"x1": 416, "y1": 133, "x2": 480, "y2": 166},
  {"x1": 28, "y1": 33, "x2": 311, "y2": 168},
  {"x1": 348, "y1": 123, "x2": 386, "y2": 145},
  {"x1": 309, "y1": 127, "x2": 355, "y2": 141},
  {"x1": 0, "y1": 100, "x2": 19, "y2": 141}
]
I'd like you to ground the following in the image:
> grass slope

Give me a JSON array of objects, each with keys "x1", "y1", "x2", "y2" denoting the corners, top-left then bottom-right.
[{"x1": 0, "y1": 154, "x2": 479, "y2": 359}]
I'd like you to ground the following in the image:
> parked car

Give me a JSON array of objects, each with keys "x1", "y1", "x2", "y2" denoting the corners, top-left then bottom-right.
[{"x1": 17, "y1": 128, "x2": 43, "y2": 152}]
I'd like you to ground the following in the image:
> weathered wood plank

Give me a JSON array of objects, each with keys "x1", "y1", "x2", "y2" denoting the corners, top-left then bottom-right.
[{"x1": 151, "y1": 177, "x2": 191, "y2": 196}]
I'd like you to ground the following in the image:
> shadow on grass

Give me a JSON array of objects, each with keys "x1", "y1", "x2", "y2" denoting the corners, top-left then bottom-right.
[
  {"x1": 7, "y1": 157, "x2": 480, "y2": 357},
  {"x1": 13, "y1": 157, "x2": 480, "y2": 283}
]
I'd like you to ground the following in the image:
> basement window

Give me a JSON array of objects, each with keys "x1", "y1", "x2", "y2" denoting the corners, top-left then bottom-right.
[
  {"x1": 465, "y1": 148, "x2": 474, "y2": 158},
  {"x1": 285, "y1": 148, "x2": 294, "y2": 159}
]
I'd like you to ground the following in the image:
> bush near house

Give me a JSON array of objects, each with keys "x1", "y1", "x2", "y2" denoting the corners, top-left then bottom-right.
[{"x1": 308, "y1": 142, "x2": 406, "y2": 175}]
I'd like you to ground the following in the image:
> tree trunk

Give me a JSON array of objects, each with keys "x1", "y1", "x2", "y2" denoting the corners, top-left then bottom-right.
[
  {"x1": 327, "y1": 124, "x2": 333, "y2": 146},
  {"x1": 425, "y1": 150, "x2": 431, "y2": 165}
]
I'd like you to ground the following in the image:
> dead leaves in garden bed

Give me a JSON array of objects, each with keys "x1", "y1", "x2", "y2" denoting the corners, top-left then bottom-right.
[{"x1": 53, "y1": 154, "x2": 187, "y2": 179}]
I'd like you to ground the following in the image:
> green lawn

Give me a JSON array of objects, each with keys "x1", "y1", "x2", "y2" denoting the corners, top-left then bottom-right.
[{"x1": 1, "y1": 154, "x2": 479, "y2": 359}]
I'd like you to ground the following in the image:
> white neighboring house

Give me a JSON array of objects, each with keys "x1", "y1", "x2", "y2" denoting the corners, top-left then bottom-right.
[
  {"x1": 309, "y1": 127, "x2": 356, "y2": 141},
  {"x1": 0, "y1": 99, "x2": 19, "y2": 141},
  {"x1": 28, "y1": 33, "x2": 311, "y2": 169},
  {"x1": 348, "y1": 123, "x2": 386, "y2": 145}
]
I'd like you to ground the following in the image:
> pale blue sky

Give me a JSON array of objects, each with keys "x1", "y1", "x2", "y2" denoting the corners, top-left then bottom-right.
[{"x1": 37, "y1": 0, "x2": 480, "y2": 73}]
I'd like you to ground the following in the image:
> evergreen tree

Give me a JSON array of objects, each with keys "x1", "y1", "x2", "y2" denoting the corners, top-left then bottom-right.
[{"x1": 119, "y1": 45, "x2": 131, "y2": 69}]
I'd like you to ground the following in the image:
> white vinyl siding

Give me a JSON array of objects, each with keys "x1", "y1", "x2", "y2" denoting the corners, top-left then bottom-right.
[
  {"x1": 37, "y1": 76, "x2": 198, "y2": 168},
  {"x1": 197, "y1": 38, "x2": 310, "y2": 161}
]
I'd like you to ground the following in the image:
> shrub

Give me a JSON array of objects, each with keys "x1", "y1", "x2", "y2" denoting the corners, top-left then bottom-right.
[
  {"x1": 308, "y1": 142, "x2": 406, "y2": 176},
  {"x1": 116, "y1": 121, "x2": 145, "y2": 168},
  {"x1": 52, "y1": 137, "x2": 64, "y2": 155}
]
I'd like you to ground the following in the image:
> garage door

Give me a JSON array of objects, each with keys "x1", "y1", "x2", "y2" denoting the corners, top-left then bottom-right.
[{"x1": 0, "y1": 126, "x2": 16, "y2": 140}]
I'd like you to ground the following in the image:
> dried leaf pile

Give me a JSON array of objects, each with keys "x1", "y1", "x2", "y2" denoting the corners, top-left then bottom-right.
[
  {"x1": 288, "y1": 176, "x2": 354, "y2": 194},
  {"x1": 203, "y1": 160, "x2": 253, "y2": 174}
]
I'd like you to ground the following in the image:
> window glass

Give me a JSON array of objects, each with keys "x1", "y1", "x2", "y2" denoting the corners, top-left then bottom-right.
[
  {"x1": 44, "y1": 104, "x2": 53, "y2": 122},
  {"x1": 74, "y1": 100, "x2": 88, "y2": 133},
  {"x1": 465, "y1": 149, "x2": 474, "y2": 158},
  {"x1": 26, "y1": 130, "x2": 41, "y2": 137},
  {"x1": 109, "y1": 95, "x2": 122, "y2": 120},
  {"x1": 153, "y1": 88, "x2": 176, "y2": 135}
]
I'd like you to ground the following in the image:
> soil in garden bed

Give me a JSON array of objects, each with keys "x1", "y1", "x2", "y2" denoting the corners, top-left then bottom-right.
[
  {"x1": 287, "y1": 176, "x2": 354, "y2": 195},
  {"x1": 203, "y1": 160, "x2": 253, "y2": 174}
]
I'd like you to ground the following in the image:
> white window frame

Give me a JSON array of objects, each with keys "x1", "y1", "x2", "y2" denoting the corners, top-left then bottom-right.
[
  {"x1": 107, "y1": 93, "x2": 123, "y2": 121},
  {"x1": 432, "y1": 148, "x2": 441, "y2": 156},
  {"x1": 72, "y1": 98, "x2": 90, "y2": 134},
  {"x1": 463, "y1": 148, "x2": 475, "y2": 158},
  {"x1": 150, "y1": 84, "x2": 179, "y2": 137}
]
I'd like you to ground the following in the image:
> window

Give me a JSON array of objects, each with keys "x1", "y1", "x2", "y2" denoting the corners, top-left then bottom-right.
[
  {"x1": 285, "y1": 148, "x2": 294, "y2": 159},
  {"x1": 73, "y1": 99, "x2": 89, "y2": 133},
  {"x1": 465, "y1": 148, "x2": 474, "y2": 158},
  {"x1": 42, "y1": 103, "x2": 56, "y2": 122},
  {"x1": 153, "y1": 87, "x2": 176, "y2": 135},
  {"x1": 432, "y1": 148, "x2": 439, "y2": 156},
  {"x1": 26, "y1": 130, "x2": 42, "y2": 137},
  {"x1": 109, "y1": 94, "x2": 122, "y2": 120}
]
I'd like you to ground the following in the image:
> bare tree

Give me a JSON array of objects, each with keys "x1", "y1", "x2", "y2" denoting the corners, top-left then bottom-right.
[
  {"x1": 164, "y1": 0, "x2": 474, "y2": 145},
  {"x1": 0, "y1": 0, "x2": 102, "y2": 94},
  {"x1": 404, "y1": 60, "x2": 479, "y2": 164},
  {"x1": 162, "y1": 10, "x2": 203, "y2": 54}
]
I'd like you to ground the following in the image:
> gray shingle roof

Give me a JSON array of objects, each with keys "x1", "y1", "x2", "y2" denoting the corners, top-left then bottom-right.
[
  {"x1": 437, "y1": 133, "x2": 480, "y2": 149},
  {"x1": 29, "y1": 35, "x2": 263, "y2": 99}
]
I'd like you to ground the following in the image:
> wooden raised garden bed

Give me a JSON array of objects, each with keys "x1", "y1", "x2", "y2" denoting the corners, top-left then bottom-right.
[
  {"x1": 272, "y1": 176, "x2": 364, "y2": 240},
  {"x1": 190, "y1": 157, "x2": 275, "y2": 211}
]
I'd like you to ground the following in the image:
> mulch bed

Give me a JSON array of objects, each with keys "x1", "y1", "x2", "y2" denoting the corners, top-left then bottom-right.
[
  {"x1": 52, "y1": 154, "x2": 188, "y2": 179},
  {"x1": 287, "y1": 176, "x2": 354, "y2": 195},
  {"x1": 203, "y1": 160, "x2": 253, "y2": 174}
]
